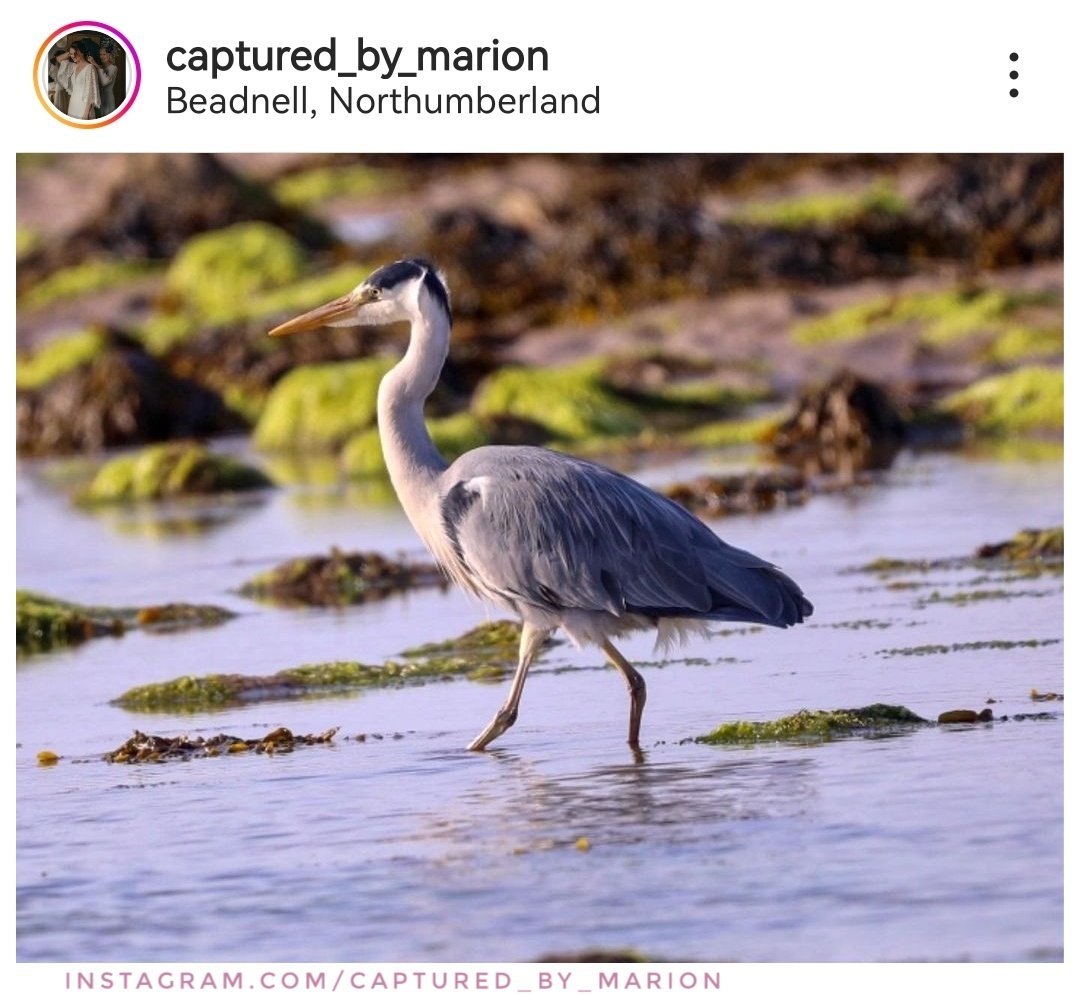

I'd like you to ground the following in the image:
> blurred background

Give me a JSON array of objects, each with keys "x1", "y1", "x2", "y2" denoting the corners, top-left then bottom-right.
[{"x1": 16, "y1": 153, "x2": 1063, "y2": 471}]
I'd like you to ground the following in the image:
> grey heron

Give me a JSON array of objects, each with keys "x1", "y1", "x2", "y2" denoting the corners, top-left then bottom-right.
[{"x1": 268, "y1": 258, "x2": 813, "y2": 751}]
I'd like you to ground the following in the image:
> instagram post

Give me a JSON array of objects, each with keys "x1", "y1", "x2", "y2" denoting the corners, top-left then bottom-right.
[{"x1": 11, "y1": 2, "x2": 1070, "y2": 990}]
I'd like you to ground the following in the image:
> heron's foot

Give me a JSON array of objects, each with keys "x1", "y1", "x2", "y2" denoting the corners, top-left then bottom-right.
[
  {"x1": 626, "y1": 674, "x2": 647, "y2": 748},
  {"x1": 467, "y1": 705, "x2": 518, "y2": 751}
]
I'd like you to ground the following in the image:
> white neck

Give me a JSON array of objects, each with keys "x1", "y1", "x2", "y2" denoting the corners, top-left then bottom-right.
[{"x1": 377, "y1": 287, "x2": 450, "y2": 539}]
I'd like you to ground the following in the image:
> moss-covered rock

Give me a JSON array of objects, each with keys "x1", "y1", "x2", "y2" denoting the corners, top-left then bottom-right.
[
  {"x1": 253, "y1": 357, "x2": 395, "y2": 451},
  {"x1": 792, "y1": 287, "x2": 1057, "y2": 347},
  {"x1": 16, "y1": 590, "x2": 235, "y2": 654},
  {"x1": 78, "y1": 442, "x2": 272, "y2": 504},
  {"x1": 160, "y1": 222, "x2": 307, "y2": 323},
  {"x1": 238, "y1": 547, "x2": 444, "y2": 606},
  {"x1": 140, "y1": 262, "x2": 370, "y2": 354},
  {"x1": 16, "y1": 591, "x2": 123, "y2": 653},
  {"x1": 18, "y1": 259, "x2": 156, "y2": 310},
  {"x1": 976, "y1": 526, "x2": 1063, "y2": 562},
  {"x1": 675, "y1": 412, "x2": 784, "y2": 449},
  {"x1": 114, "y1": 621, "x2": 536, "y2": 712},
  {"x1": 401, "y1": 620, "x2": 527, "y2": 667},
  {"x1": 698, "y1": 704, "x2": 928, "y2": 744},
  {"x1": 271, "y1": 165, "x2": 399, "y2": 208},
  {"x1": 663, "y1": 470, "x2": 809, "y2": 518},
  {"x1": 342, "y1": 413, "x2": 491, "y2": 478},
  {"x1": 733, "y1": 180, "x2": 906, "y2": 230},
  {"x1": 936, "y1": 366, "x2": 1064, "y2": 436},
  {"x1": 15, "y1": 329, "x2": 108, "y2": 390},
  {"x1": 471, "y1": 359, "x2": 645, "y2": 443}
]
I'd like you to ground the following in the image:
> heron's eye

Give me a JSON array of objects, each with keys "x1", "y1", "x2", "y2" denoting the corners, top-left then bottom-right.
[{"x1": 369, "y1": 287, "x2": 381, "y2": 299}]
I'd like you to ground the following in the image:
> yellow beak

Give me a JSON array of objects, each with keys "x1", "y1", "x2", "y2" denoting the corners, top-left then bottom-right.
[{"x1": 266, "y1": 293, "x2": 359, "y2": 337}]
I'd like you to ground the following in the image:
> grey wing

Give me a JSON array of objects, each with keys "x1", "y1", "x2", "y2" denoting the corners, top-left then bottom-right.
[{"x1": 439, "y1": 447, "x2": 812, "y2": 627}]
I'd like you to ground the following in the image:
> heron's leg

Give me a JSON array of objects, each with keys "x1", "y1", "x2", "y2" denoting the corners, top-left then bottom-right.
[
  {"x1": 601, "y1": 640, "x2": 647, "y2": 747},
  {"x1": 467, "y1": 622, "x2": 550, "y2": 751}
]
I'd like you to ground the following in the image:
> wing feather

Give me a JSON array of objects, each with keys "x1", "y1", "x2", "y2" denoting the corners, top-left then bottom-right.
[{"x1": 439, "y1": 447, "x2": 812, "y2": 627}]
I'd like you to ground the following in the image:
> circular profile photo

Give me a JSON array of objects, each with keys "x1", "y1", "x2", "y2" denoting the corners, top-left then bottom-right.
[{"x1": 34, "y1": 22, "x2": 141, "y2": 127}]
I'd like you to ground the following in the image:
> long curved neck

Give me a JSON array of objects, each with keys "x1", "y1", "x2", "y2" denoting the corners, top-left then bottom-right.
[{"x1": 377, "y1": 290, "x2": 450, "y2": 530}]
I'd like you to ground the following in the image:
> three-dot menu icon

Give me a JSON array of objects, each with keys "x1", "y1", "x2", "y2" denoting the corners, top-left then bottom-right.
[{"x1": 1010, "y1": 53, "x2": 1018, "y2": 97}]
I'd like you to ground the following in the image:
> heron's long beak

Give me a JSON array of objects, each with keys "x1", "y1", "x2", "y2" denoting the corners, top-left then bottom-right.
[{"x1": 266, "y1": 288, "x2": 373, "y2": 337}]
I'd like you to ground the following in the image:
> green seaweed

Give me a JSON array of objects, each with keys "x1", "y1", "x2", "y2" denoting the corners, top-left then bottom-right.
[
  {"x1": 733, "y1": 180, "x2": 906, "y2": 230},
  {"x1": 114, "y1": 621, "x2": 533, "y2": 711},
  {"x1": 793, "y1": 288, "x2": 1058, "y2": 347},
  {"x1": 253, "y1": 357, "x2": 395, "y2": 451},
  {"x1": 161, "y1": 222, "x2": 307, "y2": 323},
  {"x1": 342, "y1": 413, "x2": 491, "y2": 478},
  {"x1": 937, "y1": 366, "x2": 1064, "y2": 436},
  {"x1": 139, "y1": 263, "x2": 370, "y2": 354},
  {"x1": 983, "y1": 325, "x2": 1064, "y2": 364},
  {"x1": 271, "y1": 165, "x2": 399, "y2": 208},
  {"x1": 675, "y1": 412, "x2": 783, "y2": 449},
  {"x1": 239, "y1": 547, "x2": 443, "y2": 606},
  {"x1": 698, "y1": 704, "x2": 928, "y2": 744},
  {"x1": 878, "y1": 638, "x2": 1060, "y2": 657},
  {"x1": 78, "y1": 442, "x2": 273, "y2": 504},
  {"x1": 471, "y1": 359, "x2": 645, "y2": 442},
  {"x1": 16, "y1": 590, "x2": 234, "y2": 655},
  {"x1": 401, "y1": 620, "x2": 525, "y2": 664},
  {"x1": 916, "y1": 588, "x2": 1054, "y2": 608},
  {"x1": 19, "y1": 259, "x2": 157, "y2": 310},
  {"x1": 16, "y1": 591, "x2": 123, "y2": 653},
  {"x1": 16, "y1": 225, "x2": 41, "y2": 260},
  {"x1": 977, "y1": 526, "x2": 1063, "y2": 562},
  {"x1": 15, "y1": 328, "x2": 107, "y2": 390}
]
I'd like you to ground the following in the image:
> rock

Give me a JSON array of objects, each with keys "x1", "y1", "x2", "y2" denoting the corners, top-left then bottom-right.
[
  {"x1": 16, "y1": 330, "x2": 242, "y2": 455},
  {"x1": 238, "y1": 548, "x2": 444, "y2": 606},
  {"x1": 16, "y1": 589, "x2": 235, "y2": 655},
  {"x1": 18, "y1": 154, "x2": 334, "y2": 291},
  {"x1": 937, "y1": 709, "x2": 994, "y2": 723},
  {"x1": 976, "y1": 526, "x2": 1063, "y2": 562},
  {"x1": 663, "y1": 470, "x2": 809, "y2": 518},
  {"x1": 252, "y1": 357, "x2": 395, "y2": 451},
  {"x1": 912, "y1": 153, "x2": 1063, "y2": 268},
  {"x1": 78, "y1": 442, "x2": 272, "y2": 504},
  {"x1": 698, "y1": 704, "x2": 929, "y2": 744},
  {"x1": 771, "y1": 370, "x2": 906, "y2": 474}
]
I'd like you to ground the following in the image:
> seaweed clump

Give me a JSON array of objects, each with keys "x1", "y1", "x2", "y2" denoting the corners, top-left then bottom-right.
[
  {"x1": 79, "y1": 442, "x2": 272, "y2": 504},
  {"x1": 115, "y1": 621, "x2": 536, "y2": 712},
  {"x1": 401, "y1": 620, "x2": 529, "y2": 668},
  {"x1": 698, "y1": 704, "x2": 928, "y2": 744},
  {"x1": 771, "y1": 371, "x2": 906, "y2": 475},
  {"x1": 105, "y1": 726, "x2": 339, "y2": 763},
  {"x1": 16, "y1": 590, "x2": 235, "y2": 654},
  {"x1": 17, "y1": 591, "x2": 124, "y2": 654},
  {"x1": 663, "y1": 470, "x2": 809, "y2": 518},
  {"x1": 976, "y1": 526, "x2": 1063, "y2": 563},
  {"x1": 239, "y1": 547, "x2": 445, "y2": 606},
  {"x1": 936, "y1": 366, "x2": 1063, "y2": 437}
]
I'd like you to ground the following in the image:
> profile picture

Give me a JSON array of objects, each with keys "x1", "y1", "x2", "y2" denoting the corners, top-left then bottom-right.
[{"x1": 35, "y1": 22, "x2": 140, "y2": 127}]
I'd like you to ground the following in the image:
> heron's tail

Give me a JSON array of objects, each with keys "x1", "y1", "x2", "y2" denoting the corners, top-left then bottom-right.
[{"x1": 699, "y1": 544, "x2": 813, "y2": 628}]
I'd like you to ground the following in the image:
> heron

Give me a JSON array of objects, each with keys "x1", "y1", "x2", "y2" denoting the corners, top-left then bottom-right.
[{"x1": 268, "y1": 258, "x2": 813, "y2": 751}]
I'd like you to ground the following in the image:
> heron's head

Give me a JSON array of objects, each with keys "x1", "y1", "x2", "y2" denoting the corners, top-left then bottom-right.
[{"x1": 267, "y1": 257, "x2": 451, "y2": 338}]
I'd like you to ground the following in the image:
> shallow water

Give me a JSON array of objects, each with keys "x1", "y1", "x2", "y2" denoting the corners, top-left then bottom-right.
[{"x1": 16, "y1": 449, "x2": 1063, "y2": 962}]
